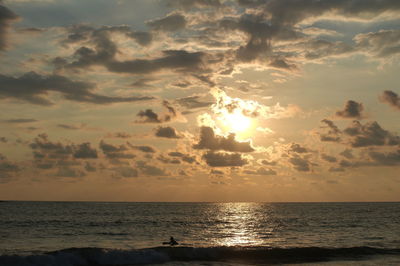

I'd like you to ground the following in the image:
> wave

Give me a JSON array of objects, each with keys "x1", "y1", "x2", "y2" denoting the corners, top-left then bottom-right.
[{"x1": 1, "y1": 246, "x2": 399, "y2": 266}]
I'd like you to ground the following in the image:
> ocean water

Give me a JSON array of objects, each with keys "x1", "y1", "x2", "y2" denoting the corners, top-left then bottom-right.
[{"x1": 0, "y1": 201, "x2": 399, "y2": 265}]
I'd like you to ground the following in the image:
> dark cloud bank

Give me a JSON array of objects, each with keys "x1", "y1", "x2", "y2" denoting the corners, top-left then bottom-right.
[{"x1": 0, "y1": 72, "x2": 153, "y2": 105}]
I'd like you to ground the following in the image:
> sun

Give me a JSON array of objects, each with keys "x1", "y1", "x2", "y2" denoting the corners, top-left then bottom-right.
[
  {"x1": 210, "y1": 89, "x2": 261, "y2": 137},
  {"x1": 218, "y1": 109, "x2": 253, "y2": 135},
  {"x1": 225, "y1": 112, "x2": 252, "y2": 133}
]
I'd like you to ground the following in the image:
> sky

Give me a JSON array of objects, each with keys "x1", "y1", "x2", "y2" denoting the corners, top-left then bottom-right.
[{"x1": 0, "y1": 0, "x2": 400, "y2": 202}]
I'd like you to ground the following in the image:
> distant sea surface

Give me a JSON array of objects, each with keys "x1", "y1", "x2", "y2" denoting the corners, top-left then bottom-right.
[{"x1": 0, "y1": 201, "x2": 399, "y2": 265}]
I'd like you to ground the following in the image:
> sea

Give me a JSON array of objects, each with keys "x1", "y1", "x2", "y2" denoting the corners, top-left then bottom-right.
[{"x1": 0, "y1": 201, "x2": 399, "y2": 265}]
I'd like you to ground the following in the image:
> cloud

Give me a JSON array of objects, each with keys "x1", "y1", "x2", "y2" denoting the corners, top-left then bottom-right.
[
  {"x1": 137, "y1": 109, "x2": 167, "y2": 123},
  {"x1": 29, "y1": 134, "x2": 100, "y2": 176},
  {"x1": 147, "y1": 13, "x2": 187, "y2": 32},
  {"x1": 106, "y1": 132, "x2": 132, "y2": 139},
  {"x1": 30, "y1": 133, "x2": 74, "y2": 160},
  {"x1": 355, "y1": 29, "x2": 400, "y2": 58},
  {"x1": 73, "y1": 143, "x2": 98, "y2": 159},
  {"x1": 289, "y1": 156, "x2": 311, "y2": 172},
  {"x1": 155, "y1": 126, "x2": 182, "y2": 139},
  {"x1": 176, "y1": 95, "x2": 212, "y2": 109},
  {"x1": 0, "y1": 72, "x2": 154, "y2": 106},
  {"x1": 57, "y1": 124, "x2": 85, "y2": 130},
  {"x1": 55, "y1": 167, "x2": 85, "y2": 178},
  {"x1": 380, "y1": 90, "x2": 400, "y2": 111},
  {"x1": 84, "y1": 162, "x2": 96, "y2": 172},
  {"x1": 168, "y1": 0, "x2": 222, "y2": 9},
  {"x1": 343, "y1": 120, "x2": 400, "y2": 147},
  {"x1": 238, "y1": 0, "x2": 400, "y2": 24},
  {"x1": 99, "y1": 140, "x2": 135, "y2": 159},
  {"x1": 218, "y1": 14, "x2": 278, "y2": 62},
  {"x1": 167, "y1": 151, "x2": 197, "y2": 163},
  {"x1": 260, "y1": 159, "x2": 277, "y2": 166},
  {"x1": 136, "y1": 100, "x2": 178, "y2": 123},
  {"x1": 243, "y1": 167, "x2": 277, "y2": 175},
  {"x1": 157, "y1": 155, "x2": 181, "y2": 164},
  {"x1": 130, "y1": 78, "x2": 157, "y2": 89},
  {"x1": 203, "y1": 151, "x2": 248, "y2": 167},
  {"x1": 193, "y1": 126, "x2": 255, "y2": 152},
  {"x1": 128, "y1": 31, "x2": 153, "y2": 46},
  {"x1": 319, "y1": 119, "x2": 341, "y2": 142},
  {"x1": 339, "y1": 149, "x2": 354, "y2": 159},
  {"x1": 209, "y1": 88, "x2": 294, "y2": 121},
  {"x1": 329, "y1": 166, "x2": 345, "y2": 172},
  {"x1": 214, "y1": 0, "x2": 400, "y2": 68},
  {"x1": 114, "y1": 166, "x2": 138, "y2": 178},
  {"x1": 63, "y1": 24, "x2": 152, "y2": 47},
  {"x1": 129, "y1": 145, "x2": 156, "y2": 153},
  {"x1": 321, "y1": 154, "x2": 337, "y2": 163},
  {"x1": 57, "y1": 25, "x2": 211, "y2": 75},
  {"x1": 369, "y1": 149, "x2": 400, "y2": 166},
  {"x1": 303, "y1": 39, "x2": 354, "y2": 60},
  {"x1": 210, "y1": 169, "x2": 224, "y2": 175},
  {"x1": 268, "y1": 57, "x2": 298, "y2": 71},
  {"x1": 106, "y1": 50, "x2": 208, "y2": 74},
  {"x1": 4, "y1": 118, "x2": 37, "y2": 123},
  {"x1": 0, "y1": 154, "x2": 20, "y2": 183},
  {"x1": 289, "y1": 143, "x2": 308, "y2": 153},
  {"x1": 0, "y1": 3, "x2": 18, "y2": 51},
  {"x1": 136, "y1": 161, "x2": 168, "y2": 176},
  {"x1": 336, "y1": 100, "x2": 364, "y2": 119}
]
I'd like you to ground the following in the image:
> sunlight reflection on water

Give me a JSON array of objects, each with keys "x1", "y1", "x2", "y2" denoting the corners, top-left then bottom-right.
[
  {"x1": 1, "y1": 202, "x2": 400, "y2": 253},
  {"x1": 211, "y1": 202, "x2": 273, "y2": 247}
]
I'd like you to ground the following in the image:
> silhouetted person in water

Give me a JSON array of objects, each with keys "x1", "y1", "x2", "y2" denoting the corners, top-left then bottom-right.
[
  {"x1": 162, "y1": 236, "x2": 179, "y2": 246},
  {"x1": 169, "y1": 236, "x2": 178, "y2": 246}
]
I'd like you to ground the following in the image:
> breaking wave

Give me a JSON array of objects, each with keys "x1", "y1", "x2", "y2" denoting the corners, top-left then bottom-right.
[{"x1": 1, "y1": 246, "x2": 399, "y2": 265}]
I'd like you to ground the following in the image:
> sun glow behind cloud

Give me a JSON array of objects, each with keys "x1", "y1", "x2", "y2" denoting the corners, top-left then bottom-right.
[
  {"x1": 221, "y1": 110, "x2": 252, "y2": 133},
  {"x1": 209, "y1": 89, "x2": 265, "y2": 138}
]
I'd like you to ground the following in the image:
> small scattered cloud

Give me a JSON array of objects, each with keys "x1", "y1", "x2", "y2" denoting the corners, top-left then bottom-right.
[
  {"x1": 289, "y1": 156, "x2": 311, "y2": 172},
  {"x1": 203, "y1": 151, "x2": 248, "y2": 167},
  {"x1": 336, "y1": 100, "x2": 365, "y2": 119},
  {"x1": 129, "y1": 144, "x2": 156, "y2": 153},
  {"x1": 136, "y1": 161, "x2": 168, "y2": 176},
  {"x1": 106, "y1": 132, "x2": 132, "y2": 139},
  {"x1": 380, "y1": 90, "x2": 400, "y2": 111},
  {"x1": 73, "y1": 143, "x2": 98, "y2": 159},
  {"x1": 55, "y1": 167, "x2": 85, "y2": 178},
  {"x1": 339, "y1": 149, "x2": 354, "y2": 159},
  {"x1": 319, "y1": 119, "x2": 341, "y2": 142},
  {"x1": 167, "y1": 151, "x2": 197, "y2": 164},
  {"x1": 135, "y1": 100, "x2": 178, "y2": 123},
  {"x1": 114, "y1": 166, "x2": 138, "y2": 178},
  {"x1": 321, "y1": 154, "x2": 337, "y2": 163},
  {"x1": 176, "y1": 95, "x2": 212, "y2": 109},
  {"x1": 4, "y1": 118, "x2": 37, "y2": 123},
  {"x1": 155, "y1": 126, "x2": 182, "y2": 139},
  {"x1": 243, "y1": 167, "x2": 277, "y2": 175},
  {"x1": 289, "y1": 143, "x2": 309, "y2": 154},
  {"x1": 99, "y1": 140, "x2": 135, "y2": 159},
  {"x1": 57, "y1": 124, "x2": 86, "y2": 130},
  {"x1": 0, "y1": 154, "x2": 20, "y2": 183}
]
